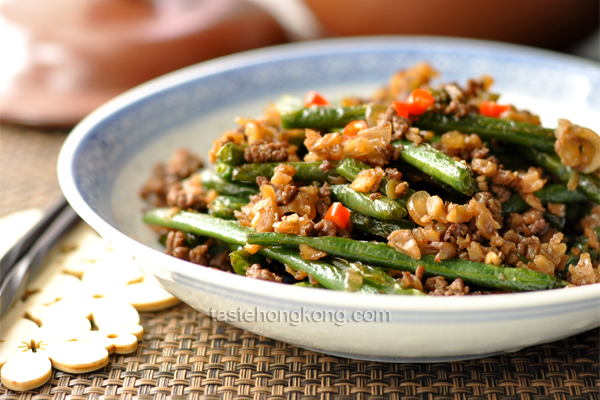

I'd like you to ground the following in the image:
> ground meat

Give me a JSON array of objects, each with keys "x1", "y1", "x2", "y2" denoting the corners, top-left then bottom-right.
[
  {"x1": 370, "y1": 193, "x2": 382, "y2": 200},
  {"x1": 318, "y1": 182, "x2": 331, "y2": 197},
  {"x1": 140, "y1": 148, "x2": 203, "y2": 206},
  {"x1": 209, "y1": 251, "x2": 233, "y2": 272},
  {"x1": 442, "y1": 223, "x2": 469, "y2": 242},
  {"x1": 276, "y1": 184, "x2": 298, "y2": 206},
  {"x1": 189, "y1": 244, "x2": 209, "y2": 265},
  {"x1": 244, "y1": 140, "x2": 290, "y2": 163},
  {"x1": 385, "y1": 168, "x2": 403, "y2": 182},
  {"x1": 506, "y1": 211, "x2": 548, "y2": 237},
  {"x1": 424, "y1": 276, "x2": 469, "y2": 296},
  {"x1": 166, "y1": 175, "x2": 207, "y2": 211},
  {"x1": 314, "y1": 219, "x2": 351, "y2": 238},
  {"x1": 377, "y1": 105, "x2": 411, "y2": 140},
  {"x1": 463, "y1": 78, "x2": 487, "y2": 98},
  {"x1": 315, "y1": 219, "x2": 338, "y2": 236},
  {"x1": 246, "y1": 264, "x2": 283, "y2": 282},
  {"x1": 165, "y1": 230, "x2": 190, "y2": 260},
  {"x1": 490, "y1": 185, "x2": 512, "y2": 203},
  {"x1": 319, "y1": 160, "x2": 333, "y2": 172},
  {"x1": 444, "y1": 99, "x2": 471, "y2": 118},
  {"x1": 315, "y1": 183, "x2": 333, "y2": 220}
]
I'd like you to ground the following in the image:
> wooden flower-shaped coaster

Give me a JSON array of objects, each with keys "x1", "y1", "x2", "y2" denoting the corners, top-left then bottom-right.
[{"x1": 0, "y1": 222, "x2": 180, "y2": 391}]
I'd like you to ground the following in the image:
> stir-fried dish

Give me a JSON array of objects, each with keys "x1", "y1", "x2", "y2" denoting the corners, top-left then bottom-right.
[{"x1": 140, "y1": 63, "x2": 600, "y2": 296}]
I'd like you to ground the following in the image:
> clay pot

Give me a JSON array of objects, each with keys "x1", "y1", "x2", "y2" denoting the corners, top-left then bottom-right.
[{"x1": 0, "y1": 0, "x2": 286, "y2": 127}]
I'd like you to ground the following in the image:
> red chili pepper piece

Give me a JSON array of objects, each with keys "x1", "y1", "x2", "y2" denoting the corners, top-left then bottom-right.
[
  {"x1": 342, "y1": 120, "x2": 368, "y2": 140},
  {"x1": 324, "y1": 202, "x2": 351, "y2": 229},
  {"x1": 479, "y1": 101, "x2": 511, "y2": 118},
  {"x1": 406, "y1": 88, "x2": 435, "y2": 115},
  {"x1": 392, "y1": 100, "x2": 410, "y2": 118},
  {"x1": 304, "y1": 91, "x2": 330, "y2": 107}
]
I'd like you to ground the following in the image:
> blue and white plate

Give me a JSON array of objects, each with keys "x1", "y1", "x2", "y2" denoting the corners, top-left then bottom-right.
[{"x1": 58, "y1": 37, "x2": 600, "y2": 362}]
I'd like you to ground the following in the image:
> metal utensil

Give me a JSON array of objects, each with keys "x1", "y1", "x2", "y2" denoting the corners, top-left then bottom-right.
[{"x1": 0, "y1": 199, "x2": 80, "y2": 318}]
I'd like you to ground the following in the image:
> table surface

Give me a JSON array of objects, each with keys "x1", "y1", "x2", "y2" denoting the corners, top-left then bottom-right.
[{"x1": 0, "y1": 118, "x2": 599, "y2": 399}]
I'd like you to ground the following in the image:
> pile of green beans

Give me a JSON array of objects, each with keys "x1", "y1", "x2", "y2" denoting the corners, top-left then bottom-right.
[{"x1": 142, "y1": 91, "x2": 600, "y2": 295}]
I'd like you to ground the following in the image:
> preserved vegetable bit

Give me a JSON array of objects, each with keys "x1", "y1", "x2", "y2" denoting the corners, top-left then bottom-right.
[
  {"x1": 553, "y1": 119, "x2": 600, "y2": 174},
  {"x1": 336, "y1": 157, "x2": 414, "y2": 207},
  {"x1": 324, "y1": 202, "x2": 351, "y2": 229}
]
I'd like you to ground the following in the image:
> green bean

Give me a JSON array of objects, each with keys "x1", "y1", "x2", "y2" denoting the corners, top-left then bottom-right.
[
  {"x1": 534, "y1": 183, "x2": 589, "y2": 204},
  {"x1": 280, "y1": 105, "x2": 369, "y2": 130},
  {"x1": 392, "y1": 140, "x2": 476, "y2": 195},
  {"x1": 330, "y1": 258, "x2": 424, "y2": 295},
  {"x1": 214, "y1": 162, "x2": 234, "y2": 180},
  {"x1": 414, "y1": 112, "x2": 556, "y2": 151},
  {"x1": 517, "y1": 148, "x2": 600, "y2": 204},
  {"x1": 246, "y1": 232, "x2": 570, "y2": 292},
  {"x1": 501, "y1": 185, "x2": 589, "y2": 217},
  {"x1": 262, "y1": 246, "x2": 377, "y2": 293},
  {"x1": 543, "y1": 212, "x2": 566, "y2": 231},
  {"x1": 143, "y1": 209, "x2": 377, "y2": 293},
  {"x1": 350, "y1": 212, "x2": 414, "y2": 238},
  {"x1": 230, "y1": 250, "x2": 265, "y2": 276},
  {"x1": 500, "y1": 193, "x2": 566, "y2": 229},
  {"x1": 200, "y1": 170, "x2": 258, "y2": 198},
  {"x1": 216, "y1": 142, "x2": 246, "y2": 166},
  {"x1": 335, "y1": 157, "x2": 414, "y2": 207},
  {"x1": 330, "y1": 184, "x2": 407, "y2": 221},
  {"x1": 232, "y1": 161, "x2": 341, "y2": 183},
  {"x1": 570, "y1": 225, "x2": 600, "y2": 259},
  {"x1": 144, "y1": 208, "x2": 249, "y2": 244},
  {"x1": 208, "y1": 195, "x2": 248, "y2": 220}
]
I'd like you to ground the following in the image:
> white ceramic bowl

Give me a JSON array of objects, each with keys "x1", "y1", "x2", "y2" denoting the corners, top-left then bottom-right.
[{"x1": 58, "y1": 37, "x2": 600, "y2": 362}]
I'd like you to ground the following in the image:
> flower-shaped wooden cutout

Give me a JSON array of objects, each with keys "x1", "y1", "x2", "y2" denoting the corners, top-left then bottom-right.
[{"x1": 0, "y1": 223, "x2": 180, "y2": 391}]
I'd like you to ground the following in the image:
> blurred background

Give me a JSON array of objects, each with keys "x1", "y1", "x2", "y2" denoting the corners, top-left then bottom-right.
[{"x1": 0, "y1": 0, "x2": 598, "y2": 216}]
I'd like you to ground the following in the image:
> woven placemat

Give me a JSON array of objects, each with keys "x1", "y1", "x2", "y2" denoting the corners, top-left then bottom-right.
[
  {"x1": 0, "y1": 124, "x2": 68, "y2": 218},
  {"x1": 1, "y1": 302, "x2": 597, "y2": 400}
]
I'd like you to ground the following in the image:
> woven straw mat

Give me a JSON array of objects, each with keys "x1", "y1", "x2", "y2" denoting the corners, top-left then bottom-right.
[{"x1": 0, "y1": 302, "x2": 598, "y2": 400}]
